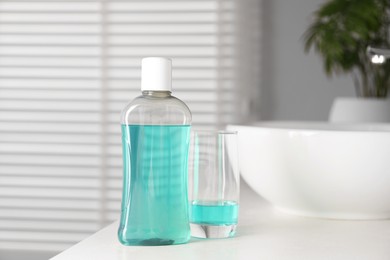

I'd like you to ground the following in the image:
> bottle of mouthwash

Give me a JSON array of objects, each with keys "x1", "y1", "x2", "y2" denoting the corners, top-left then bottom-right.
[{"x1": 118, "y1": 57, "x2": 192, "y2": 246}]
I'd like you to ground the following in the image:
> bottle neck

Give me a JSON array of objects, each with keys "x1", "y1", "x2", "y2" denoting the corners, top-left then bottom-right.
[{"x1": 142, "y1": 90, "x2": 171, "y2": 98}]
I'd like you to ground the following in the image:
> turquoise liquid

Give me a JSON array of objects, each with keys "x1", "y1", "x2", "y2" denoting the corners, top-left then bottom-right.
[
  {"x1": 118, "y1": 125, "x2": 191, "y2": 246},
  {"x1": 190, "y1": 201, "x2": 239, "y2": 225}
]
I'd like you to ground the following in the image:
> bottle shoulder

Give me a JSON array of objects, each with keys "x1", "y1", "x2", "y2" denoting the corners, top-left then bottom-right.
[{"x1": 121, "y1": 94, "x2": 192, "y2": 125}]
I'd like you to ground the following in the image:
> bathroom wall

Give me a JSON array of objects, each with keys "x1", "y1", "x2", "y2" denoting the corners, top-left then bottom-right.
[{"x1": 258, "y1": 0, "x2": 354, "y2": 121}]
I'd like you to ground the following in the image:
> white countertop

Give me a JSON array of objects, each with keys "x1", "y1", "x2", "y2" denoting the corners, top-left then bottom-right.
[{"x1": 51, "y1": 182, "x2": 390, "y2": 260}]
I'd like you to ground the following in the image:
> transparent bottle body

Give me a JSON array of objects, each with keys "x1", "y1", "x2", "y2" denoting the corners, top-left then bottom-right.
[{"x1": 118, "y1": 91, "x2": 192, "y2": 246}]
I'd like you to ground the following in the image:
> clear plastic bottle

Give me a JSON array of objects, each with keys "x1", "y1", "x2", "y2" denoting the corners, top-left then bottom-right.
[{"x1": 118, "y1": 57, "x2": 192, "y2": 246}]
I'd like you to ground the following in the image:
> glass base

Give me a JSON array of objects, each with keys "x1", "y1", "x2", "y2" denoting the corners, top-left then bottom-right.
[{"x1": 190, "y1": 223, "x2": 237, "y2": 239}]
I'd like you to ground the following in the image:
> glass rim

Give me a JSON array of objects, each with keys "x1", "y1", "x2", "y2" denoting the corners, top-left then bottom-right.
[{"x1": 191, "y1": 129, "x2": 237, "y2": 135}]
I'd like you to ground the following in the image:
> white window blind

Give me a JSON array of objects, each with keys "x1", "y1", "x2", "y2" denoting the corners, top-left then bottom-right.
[{"x1": 0, "y1": 0, "x2": 261, "y2": 254}]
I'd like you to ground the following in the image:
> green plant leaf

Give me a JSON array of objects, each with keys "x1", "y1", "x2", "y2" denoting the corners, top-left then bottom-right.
[{"x1": 317, "y1": 0, "x2": 349, "y2": 17}]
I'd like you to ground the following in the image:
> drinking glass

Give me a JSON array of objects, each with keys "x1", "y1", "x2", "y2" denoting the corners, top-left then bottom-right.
[{"x1": 188, "y1": 130, "x2": 239, "y2": 238}]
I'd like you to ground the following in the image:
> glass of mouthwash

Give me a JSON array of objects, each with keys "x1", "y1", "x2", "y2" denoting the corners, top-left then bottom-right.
[{"x1": 188, "y1": 130, "x2": 239, "y2": 239}]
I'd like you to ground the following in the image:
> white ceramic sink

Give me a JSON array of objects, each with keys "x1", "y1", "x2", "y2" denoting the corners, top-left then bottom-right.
[{"x1": 228, "y1": 122, "x2": 390, "y2": 219}]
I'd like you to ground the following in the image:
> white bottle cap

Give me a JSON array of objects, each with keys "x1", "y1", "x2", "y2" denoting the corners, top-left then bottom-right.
[{"x1": 141, "y1": 57, "x2": 172, "y2": 92}]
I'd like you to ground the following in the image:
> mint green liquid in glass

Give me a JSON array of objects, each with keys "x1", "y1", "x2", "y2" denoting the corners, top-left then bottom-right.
[
  {"x1": 118, "y1": 125, "x2": 191, "y2": 246},
  {"x1": 190, "y1": 201, "x2": 239, "y2": 225}
]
